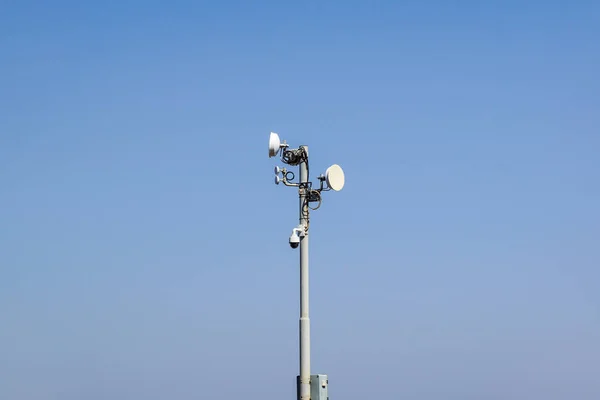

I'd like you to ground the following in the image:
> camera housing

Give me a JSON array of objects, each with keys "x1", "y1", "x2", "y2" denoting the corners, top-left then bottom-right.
[
  {"x1": 289, "y1": 233, "x2": 300, "y2": 248},
  {"x1": 289, "y1": 226, "x2": 305, "y2": 249}
]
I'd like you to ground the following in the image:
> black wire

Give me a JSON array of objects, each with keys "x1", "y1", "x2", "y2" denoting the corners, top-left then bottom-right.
[
  {"x1": 282, "y1": 148, "x2": 303, "y2": 166},
  {"x1": 282, "y1": 146, "x2": 313, "y2": 225},
  {"x1": 300, "y1": 146, "x2": 309, "y2": 180},
  {"x1": 308, "y1": 189, "x2": 322, "y2": 210},
  {"x1": 282, "y1": 147, "x2": 310, "y2": 180}
]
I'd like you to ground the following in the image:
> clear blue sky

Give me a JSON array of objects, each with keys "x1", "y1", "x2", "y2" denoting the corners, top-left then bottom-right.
[{"x1": 1, "y1": 1, "x2": 599, "y2": 399}]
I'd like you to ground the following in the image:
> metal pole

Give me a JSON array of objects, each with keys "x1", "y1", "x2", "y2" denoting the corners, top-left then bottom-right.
[{"x1": 299, "y1": 146, "x2": 311, "y2": 400}]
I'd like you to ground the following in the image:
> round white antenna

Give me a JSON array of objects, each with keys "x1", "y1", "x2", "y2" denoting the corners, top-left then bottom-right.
[
  {"x1": 269, "y1": 132, "x2": 281, "y2": 158},
  {"x1": 275, "y1": 175, "x2": 281, "y2": 185},
  {"x1": 325, "y1": 164, "x2": 345, "y2": 191},
  {"x1": 274, "y1": 166, "x2": 281, "y2": 175}
]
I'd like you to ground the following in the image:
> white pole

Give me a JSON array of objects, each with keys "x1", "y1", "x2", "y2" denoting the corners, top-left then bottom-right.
[{"x1": 298, "y1": 146, "x2": 311, "y2": 400}]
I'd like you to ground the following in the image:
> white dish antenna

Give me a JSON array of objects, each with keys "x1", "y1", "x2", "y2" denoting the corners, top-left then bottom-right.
[
  {"x1": 325, "y1": 164, "x2": 345, "y2": 191},
  {"x1": 269, "y1": 132, "x2": 281, "y2": 158}
]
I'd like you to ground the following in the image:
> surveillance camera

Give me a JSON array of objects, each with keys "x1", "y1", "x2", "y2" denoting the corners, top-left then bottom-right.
[
  {"x1": 289, "y1": 230, "x2": 300, "y2": 249},
  {"x1": 288, "y1": 226, "x2": 306, "y2": 249}
]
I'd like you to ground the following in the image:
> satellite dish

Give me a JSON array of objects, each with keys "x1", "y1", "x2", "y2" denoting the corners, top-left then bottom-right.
[
  {"x1": 325, "y1": 164, "x2": 345, "y2": 191},
  {"x1": 274, "y1": 175, "x2": 281, "y2": 185},
  {"x1": 274, "y1": 166, "x2": 281, "y2": 175},
  {"x1": 269, "y1": 132, "x2": 281, "y2": 158}
]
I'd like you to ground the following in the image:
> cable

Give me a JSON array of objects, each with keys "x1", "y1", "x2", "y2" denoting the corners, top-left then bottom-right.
[
  {"x1": 283, "y1": 146, "x2": 314, "y2": 228},
  {"x1": 282, "y1": 149, "x2": 303, "y2": 166},
  {"x1": 308, "y1": 189, "x2": 322, "y2": 210},
  {"x1": 299, "y1": 146, "x2": 309, "y2": 180}
]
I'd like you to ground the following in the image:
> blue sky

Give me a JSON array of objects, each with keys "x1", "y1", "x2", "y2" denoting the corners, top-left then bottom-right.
[{"x1": 1, "y1": 1, "x2": 599, "y2": 399}]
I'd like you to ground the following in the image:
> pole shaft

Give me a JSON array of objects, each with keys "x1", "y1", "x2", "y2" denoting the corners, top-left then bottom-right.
[{"x1": 299, "y1": 146, "x2": 311, "y2": 400}]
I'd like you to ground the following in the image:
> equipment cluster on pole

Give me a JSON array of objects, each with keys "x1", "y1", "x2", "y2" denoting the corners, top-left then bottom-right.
[{"x1": 268, "y1": 132, "x2": 345, "y2": 400}]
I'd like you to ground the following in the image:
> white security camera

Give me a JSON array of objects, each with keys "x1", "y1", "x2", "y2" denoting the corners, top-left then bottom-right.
[
  {"x1": 289, "y1": 226, "x2": 305, "y2": 249},
  {"x1": 289, "y1": 231, "x2": 300, "y2": 249}
]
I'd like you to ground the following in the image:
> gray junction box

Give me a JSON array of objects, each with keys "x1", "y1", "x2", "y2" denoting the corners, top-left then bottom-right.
[{"x1": 297, "y1": 374, "x2": 329, "y2": 400}]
